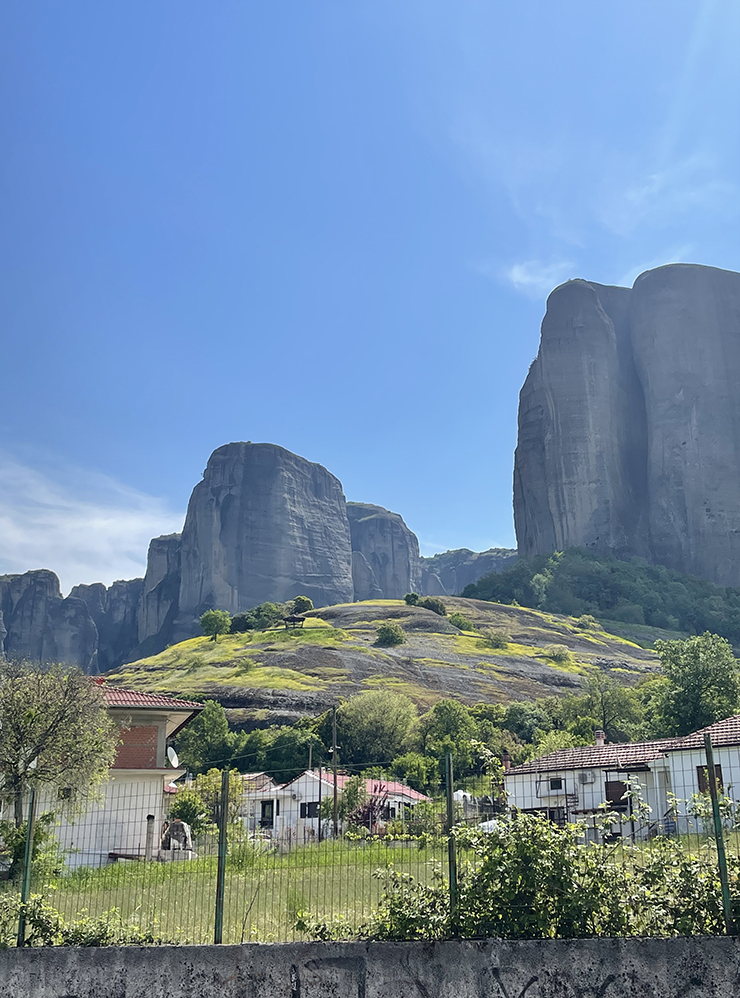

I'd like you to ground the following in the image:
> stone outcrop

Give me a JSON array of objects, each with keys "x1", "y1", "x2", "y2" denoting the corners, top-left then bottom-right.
[
  {"x1": 514, "y1": 263, "x2": 740, "y2": 586},
  {"x1": 346, "y1": 503, "x2": 422, "y2": 600},
  {"x1": 1, "y1": 442, "x2": 520, "y2": 670},
  {"x1": 420, "y1": 548, "x2": 518, "y2": 596},
  {"x1": 70, "y1": 579, "x2": 143, "y2": 672},
  {"x1": 0, "y1": 570, "x2": 99, "y2": 672},
  {"x1": 135, "y1": 533, "x2": 181, "y2": 655},
  {"x1": 174, "y1": 443, "x2": 354, "y2": 637}
]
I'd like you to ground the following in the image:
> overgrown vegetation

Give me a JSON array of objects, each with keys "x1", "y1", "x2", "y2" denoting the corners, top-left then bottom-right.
[
  {"x1": 464, "y1": 547, "x2": 740, "y2": 644},
  {"x1": 376, "y1": 622, "x2": 406, "y2": 647},
  {"x1": 174, "y1": 632, "x2": 740, "y2": 789}
]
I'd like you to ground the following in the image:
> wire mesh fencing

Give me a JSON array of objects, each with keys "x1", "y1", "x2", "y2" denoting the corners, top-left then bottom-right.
[{"x1": 3, "y1": 737, "x2": 740, "y2": 945}]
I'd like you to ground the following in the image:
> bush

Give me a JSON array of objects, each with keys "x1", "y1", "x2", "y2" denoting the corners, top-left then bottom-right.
[
  {"x1": 291, "y1": 595, "x2": 314, "y2": 614},
  {"x1": 449, "y1": 612, "x2": 475, "y2": 632},
  {"x1": 418, "y1": 597, "x2": 446, "y2": 616},
  {"x1": 376, "y1": 622, "x2": 406, "y2": 647},
  {"x1": 575, "y1": 614, "x2": 599, "y2": 630},
  {"x1": 545, "y1": 644, "x2": 572, "y2": 664},
  {"x1": 482, "y1": 629, "x2": 510, "y2": 649},
  {"x1": 168, "y1": 788, "x2": 213, "y2": 837},
  {"x1": 230, "y1": 602, "x2": 284, "y2": 633},
  {"x1": 404, "y1": 593, "x2": 420, "y2": 606}
]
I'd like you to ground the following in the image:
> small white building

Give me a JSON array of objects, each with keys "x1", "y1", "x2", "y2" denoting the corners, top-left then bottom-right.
[
  {"x1": 504, "y1": 716, "x2": 740, "y2": 840},
  {"x1": 1, "y1": 685, "x2": 203, "y2": 872},
  {"x1": 240, "y1": 770, "x2": 430, "y2": 843}
]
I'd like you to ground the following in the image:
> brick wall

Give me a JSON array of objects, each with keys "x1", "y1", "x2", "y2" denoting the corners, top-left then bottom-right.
[{"x1": 114, "y1": 724, "x2": 159, "y2": 769}]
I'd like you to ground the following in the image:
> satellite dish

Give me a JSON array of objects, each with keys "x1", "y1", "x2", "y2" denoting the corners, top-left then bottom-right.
[
  {"x1": 29, "y1": 757, "x2": 38, "y2": 770},
  {"x1": 167, "y1": 746, "x2": 179, "y2": 768}
]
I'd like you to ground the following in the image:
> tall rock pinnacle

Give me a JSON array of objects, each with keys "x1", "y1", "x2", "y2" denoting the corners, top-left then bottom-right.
[{"x1": 514, "y1": 263, "x2": 740, "y2": 586}]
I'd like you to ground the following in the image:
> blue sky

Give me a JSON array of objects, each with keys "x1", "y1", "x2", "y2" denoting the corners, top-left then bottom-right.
[{"x1": 1, "y1": 0, "x2": 738, "y2": 592}]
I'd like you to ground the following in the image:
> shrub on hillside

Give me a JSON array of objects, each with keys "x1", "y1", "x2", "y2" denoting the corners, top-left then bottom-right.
[
  {"x1": 545, "y1": 644, "x2": 572, "y2": 664},
  {"x1": 482, "y1": 629, "x2": 510, "y2": 649},
  {"x1": 230, "y1": 601, "x2": 285, "y2": 632},
  {"x1": 376, "y1": 622, "x2": 406, "y2": 647},
  {"x1": 418, "y1": 597, "x2": 446, "y2": 616},
  {"x1": 404, "y1": 592, "x2": 420, "y2": 606},
  {"x1": 574, "y1": 614, "x2": 600, "y2": 630},
  {"x1": 449, "y1": 612, "x2": 475, "y2": 631},
  {"x1": 291, "y1": 595, "x2": 314, "y2": 614}
]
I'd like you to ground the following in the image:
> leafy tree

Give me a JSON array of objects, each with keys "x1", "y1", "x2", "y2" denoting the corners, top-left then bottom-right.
[
  {"x1": 418, "y1": 597, "x2": 446, "y2": 616},
  {"x1": 527, "y1": 730, "x2": 585, "y2": 760},
  {"x1": 416, "y1": 698, "x2": 476, "y2": 775},
  {"x1": 320, "y1": 773, "x2": 368, "y2": 822},
  {"x1": 579, "y1": 673, "x2": 641, "y2": 742},
  {"x1": 331, "y1": 691, "x2": 417, "y2": 766},
  {"x1": 376, "y1": 622, "x2": 406, "y2": 647},
  {"x1": 390, "y1": 752, "x2": 437, "y2": 792},
  {"x1": 482, "y1": 629, "x2": 509, "y2": 649},
  {"x1": 653, "y1": 632, "x2": 740, "y2": 736},
  {"x1": 175, "y1": 699, "x2": 235, "y2": 773},
  {"x1": 0, "y1": 661, "x2": 118, "y2": 828},
  {"x1": 291, "y1": 595, "x2": 314, "y2": 614},
  {"x1": 200, "y1": 609, "x2": 232, "y2": 642},
  {"x1": 168, "y1": 788, "x2": 213, "y2": 836},
  {"x1": 404, "y1": 593, "x2": 420, "y2": 606},
  {"x1": 191, "y1": 768, "x2": 244, "y2": 826},
  {"x1": 502, "y1": 702, "x2": 551, "y2": 742},
  {"x1": 230, "y1": 602, "x2": 285, "y2": 633}
]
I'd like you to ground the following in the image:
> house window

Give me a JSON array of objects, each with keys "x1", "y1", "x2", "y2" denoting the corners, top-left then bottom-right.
[
  {"x1": 300, "y1": 801, "x2": 320, "y2": 819},
  {"x1": 604, "y1": 780, "x2": 628, "y2": 810},
  {"x1": 697, "y1": 764, "x2": 723, "y2": 794},
  {"x1": 382, "y1": 806, "x2": 397, "y2": 820},
  {"x1": 549, "y1": 778, "x2": 563, "y2": 791},
  {"x1": 260, "y1": 800, "x2": 274, "y2": 828}
]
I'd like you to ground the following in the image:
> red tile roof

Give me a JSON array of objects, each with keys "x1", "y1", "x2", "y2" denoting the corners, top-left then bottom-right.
[
  {"x1": 282, "y1": 770, "x2": 430, "y2": 802},
  {"x1": 508, "y1": 714, "x2": 740, "y2": 776},
  {"x1": 101, "y1": 686, "x2": 203, "y2": 711}
]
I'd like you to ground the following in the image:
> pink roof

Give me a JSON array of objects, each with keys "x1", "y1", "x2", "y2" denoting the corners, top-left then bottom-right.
[
  {"x1": 284, "y1": 770, "x2": 430, "y2": 802},
  {"x1": 509, "y1": 714, "x2": 740, "y2": 776},
  {"x1": 100, "y1": 685, "x2": 203, "y2": 711}
]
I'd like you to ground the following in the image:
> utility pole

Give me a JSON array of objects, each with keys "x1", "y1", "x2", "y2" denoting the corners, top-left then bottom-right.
[
  {"x1": 308, "y1": 741, "x2": 313, "y2": 772},
  {"x1": 332, "y1": 706, "x2": 339, "y2": 838},
  {"x1": 318, "y1": 764, "x2": 323, "y2": 843}
]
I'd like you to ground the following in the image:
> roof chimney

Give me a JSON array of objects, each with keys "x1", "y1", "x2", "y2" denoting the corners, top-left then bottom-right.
[
  {"x1": 502, "y1": 749, "x2": 511, "y2": 772},
  {"x1": 594, "y1": 729, "x2": 605, "y2": 747}
]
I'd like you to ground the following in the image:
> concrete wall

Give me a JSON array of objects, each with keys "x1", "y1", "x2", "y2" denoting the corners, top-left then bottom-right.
[{"x1": 2, "y1": 937, "x2": 740, "y2": 998}]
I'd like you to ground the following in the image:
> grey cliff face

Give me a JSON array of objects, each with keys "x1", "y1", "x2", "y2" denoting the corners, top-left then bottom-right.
[
  {"x1": 71, "y1": 579, "x2": 144, "y2": 672},
  {"x1": 175, "y1": 443, "x2": 354, "y2": 635},
  {"x1": 0, "y1": 571, "x2": 99, "y2": 672},
  {"x1": 514, "y1": 263, "x2": 740, "y2": 586},
  {"x1": 420, "y1": 548, "x2": 518, "y2": 596},
  {"x1": 136, "y1": 533, "x2": 181, "y2": 651},
  {"x1": 347, "y1": 502, "x2": 422, "y2": 600}
]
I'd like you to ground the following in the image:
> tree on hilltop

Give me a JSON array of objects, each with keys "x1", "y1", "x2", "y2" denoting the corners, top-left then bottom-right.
[{"x1": 200, "y1": 609, "x2": 232, "y2": 642}]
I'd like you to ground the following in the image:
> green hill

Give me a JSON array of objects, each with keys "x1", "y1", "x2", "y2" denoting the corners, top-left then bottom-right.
[
  {"x1": 105, "y1": 597, "x2": 659, "y2": 725},
  {"x1": 463, "y1": 548, "x2": 740, "y2": 645}
]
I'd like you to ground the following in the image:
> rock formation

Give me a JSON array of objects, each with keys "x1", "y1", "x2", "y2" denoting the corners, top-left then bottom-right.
[
  {"x1": 1, "y1": 442, "x2": 516, "y2": 670},
  {"x1": 0, "y1": 570, "x2": 99, "y2": 672},
  {"x1": 514, "y1": 263, "x2": 740, "y2": 586},
  {"x1": 420, "y1": 548, "x2": 518, "y2": 596},
  {"x1": 346, "y1": 503, "x2": 422, "y2": 601},
  {"x1": 173, "y1": 443, "x2": 354, "y2": 637},
  {"x1": 70, "y1": 579, "x2": 143, "y2": 672}
]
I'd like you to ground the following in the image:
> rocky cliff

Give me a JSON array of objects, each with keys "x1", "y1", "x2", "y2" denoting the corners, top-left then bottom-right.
[
  {"x1": 0, "y1": 570, "x2": 99, "y2": 672},
  {"x1": 174, "y1": 443, "x2": 355, "y2": 637},
  {"x1": 2, "y1": 443, "x2": 514, "y2": 670},
  {"x1": 347, "y1": 503, "x2": 422, "y2": 600},
  {"x1": 420, "y1": 548, "x2": 518, "y2": 596},
  {"x1": 514, "y1": 263, "x2": 740, "y2": 586}
]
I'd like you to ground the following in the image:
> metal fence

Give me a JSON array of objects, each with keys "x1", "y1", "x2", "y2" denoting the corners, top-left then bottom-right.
[{"x1": 3, "y1": 737, "x2": 739, "y2": 945}]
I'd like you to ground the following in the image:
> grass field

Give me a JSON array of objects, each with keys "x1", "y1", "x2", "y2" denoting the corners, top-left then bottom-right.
[{"x1": 27, "y1": 836, "x2": 447, "y2": 944}]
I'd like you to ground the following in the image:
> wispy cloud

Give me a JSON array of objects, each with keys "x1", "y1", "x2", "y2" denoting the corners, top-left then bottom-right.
[
  {"x1": 481, "y1": 258, "x2": 577, "y2": 298},
  {"x1": 0, "y1": 455, "x2": 183, "y2": 594}
]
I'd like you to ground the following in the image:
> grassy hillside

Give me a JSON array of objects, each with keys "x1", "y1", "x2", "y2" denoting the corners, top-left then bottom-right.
[{"x1": 105, "y1": 598, "x2": 660, "y2": 724}]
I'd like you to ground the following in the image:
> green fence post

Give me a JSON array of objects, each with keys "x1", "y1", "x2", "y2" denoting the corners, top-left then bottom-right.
[
  {"x1": 704, "y1": 732, "x2": 735, "y2": 935},
  {"x1": 214, "y1": 768, "x2": 230, "y2": 944},
  {"x1": 16, "y1": 787, "x2": 37, "y2": 947},
  {"x1": 445, "y1": 752, "x2": 457, "y2": 934}
]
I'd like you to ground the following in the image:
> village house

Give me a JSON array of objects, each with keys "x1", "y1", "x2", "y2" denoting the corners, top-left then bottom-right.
[
  {"x1": 1, "y1": 684, "x2": 203, "y2": 872},
  {"x1": 240, "y1": 770, "x2": 430, "y2": 843},
  {"x1": 504, "y1": 716, "x2": 740, "y2": 840}
]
